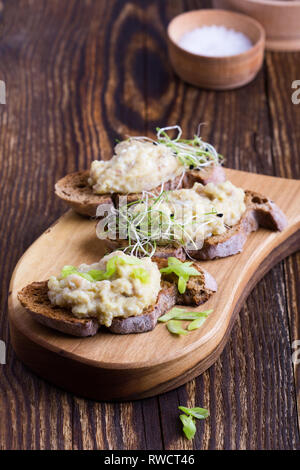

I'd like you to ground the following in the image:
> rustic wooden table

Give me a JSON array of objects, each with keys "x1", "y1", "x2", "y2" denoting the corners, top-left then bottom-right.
[{"x1": 0, "y1": 0, "x2": 299, "y2": 450}]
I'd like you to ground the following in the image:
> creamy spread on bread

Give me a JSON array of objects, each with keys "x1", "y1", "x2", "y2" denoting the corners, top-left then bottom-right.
[
  {"x1": 47, "y1": 252, "x2": 161, "y2": 327},
  {"x1": 88, "y1": 139, "x2": 184, "y2": 194},
  {"x1": 201, "y1": 180, "x2": 246, "y2": 227},
  {"x1": 129, "y1": 180, "x2": 246, "y2": 248}
]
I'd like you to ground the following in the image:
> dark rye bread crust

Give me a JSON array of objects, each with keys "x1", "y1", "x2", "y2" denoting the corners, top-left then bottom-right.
[
  {"x1": 108, "y1": 282, "x2": 177, "y2": 334},
  {"x1": 105, "y1": 190, "x2": 287, "y2": 261},
  {"x1": 17, "y1": 281, "x2": 99, "y2": 337},
  {"x1": 184, "y1": 165, "x2": 225, "y2": 187},
  {"x1": 17, "y1": 263, "x2": 217, "y2": 337},
  {"x1": 54, "y1": 171, "x2": 114, "y2": 217},
  {"x1": 55, "y1": 166, "x2": 226, "y2": 217},
  {"x1": 189, "y1": 190, "x2": 287, "y2": 260},
  {"x1": 153, "y1": 258, "x2": 218, "y2": 306}
]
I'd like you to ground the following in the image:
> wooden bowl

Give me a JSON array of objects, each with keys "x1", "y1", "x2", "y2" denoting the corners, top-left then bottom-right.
[
  {"x1": 167, "y1": 9, "x2": 265, "y2": 90},
  {"x1": 213, "y1": 0, "x2": 300, "y2": 51}
]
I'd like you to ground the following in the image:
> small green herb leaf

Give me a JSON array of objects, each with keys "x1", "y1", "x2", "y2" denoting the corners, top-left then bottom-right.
[
  {"x1": 131, "y1": 267, "x2": 150, "y2": 283},
  {"x1": 179, "y1": 414, "x2": 197, "y2": 440},
  {"x1": 178, "y1": 406, "x2": 209, "y2": 420},
  {"x1": 166, "y1": 320, "x2": 188, "y2": 336}
]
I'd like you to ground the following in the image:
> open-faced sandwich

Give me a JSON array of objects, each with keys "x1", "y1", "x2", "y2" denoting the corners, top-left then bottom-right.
[
  {"x1": 18, "y1": 124, "x2": 288, "y2": 338},
  {"x1": 55, "y1": 126, "x2": 225, "y2": 217},
  {"x1": 18, "y1": 251, "x2": 217, "y2": 336},
  {"x1": 100, "y1": 180, "x2": 287, "y2": 260}
]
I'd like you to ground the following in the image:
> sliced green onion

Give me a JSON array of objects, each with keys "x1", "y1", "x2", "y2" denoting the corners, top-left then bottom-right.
[
  {"x1": 159, "y1": 308, "x2": 213, "y2": 323},
  {"x1": 87, "y1": 269, "x2": 107, "y2": 281},
  {"x1": 167, "y1": 257, "x2": 186, "y2": 266},
  {"x1": 177, "y1": 276, "x2": 187, "y2": 294},
  {"x1": 160, "y1": 257, "x2": 200, "y2": 293},
  {"x1": 187, "y1": 309, "x2": 213, "y2": 330},
  {"x1": 131, "y1": 267, "x2": 150, "y2": 283},
  {"x1": 104, "y1": 257, "x2": 118, "y2": 277},
  {"x1": 187, "y1": 317, "x2": 207, "y2": 331},
  {"x1": 61, "y1": 266, "x2": 77, "y2": 278},
  {"x1": 77, "y1": 272, "x2": 95, "y2": 282},
  {"x1": 158, "y1": 308, "x2": 184, "y2": 323},
  {"x1": 179, "y1": 414, "x2": 197, "y2": 440},
  {"x1": 178, "y1": 406, "x2": 209, "y2": 420},
  {"x1": 60, "y1": 255, "x2": 144, "y2": 283},
  {"x1": 61, "y1": 266, "x2": 95, "y2": 282},
  {"x1": 117, "y1": 255, "x2": 142, "y2": 265},
  {"x1": 166, "y1": 320, "x2": 188, "y2": 336},
  {"x1": 159, "y1": 307, "x2": 197, "y2": 322}
]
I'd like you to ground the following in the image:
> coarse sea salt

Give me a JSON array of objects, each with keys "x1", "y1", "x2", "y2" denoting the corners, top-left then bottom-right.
[{"x1": 178, "y1": 25, "x2": 253, "y2": 57}]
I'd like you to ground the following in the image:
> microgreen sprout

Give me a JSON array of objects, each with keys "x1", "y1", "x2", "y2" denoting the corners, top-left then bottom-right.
[
  {"x1": 96, "y1": 188, "x2": 219, "y2": 257},
  {"x1": 128, "y1": 125, "x2": 223, "y2": 171}
]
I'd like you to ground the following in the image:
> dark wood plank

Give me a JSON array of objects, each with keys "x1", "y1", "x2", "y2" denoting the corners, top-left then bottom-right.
[
  {"x1": 148, "y1": 0, "x2": 300, "y2": 450},
  {"x1": 0, "y1": 0, "x2": 299, "y2": 450},
  {"x1": 265, "y1": 50, "x2": 300, "y2": 431}
]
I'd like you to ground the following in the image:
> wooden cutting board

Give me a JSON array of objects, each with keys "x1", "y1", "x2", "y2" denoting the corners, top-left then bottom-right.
[{"x1": 8, "y1": 169, "x2": 300, "y2": 401}]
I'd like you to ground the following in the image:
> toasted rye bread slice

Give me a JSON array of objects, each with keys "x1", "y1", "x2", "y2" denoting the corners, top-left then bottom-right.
[
  {"x1": 108, "y1": 282, "x2": 177, "y2": 334},
  {"x1": 55, "y1": 166, "x2": 225, "y2": 217},
  {"x1": 17, "y1": 281, "x2": 100, "y2": 337},
  {"x1": 105, "y1": 190, "x2": 287, "y2": 261},
  {"x1": 188, "y1": 190, "x2": 287, "y2": 260},
  {"x1": 17, "y1": 262, "x2": 217, "y2": 337},
  {"x1": 55, "y1": 171, "x2": 114, "y2": 217},
  {"x1": 154, "y1": 258, "x2": 218, "y2": 306},
  {"x1": 18, "y1": 280, "x2": 177, "y2": 337},
  {"x1": 183, "y1": 165, "x2": 226, "y2": 188}
]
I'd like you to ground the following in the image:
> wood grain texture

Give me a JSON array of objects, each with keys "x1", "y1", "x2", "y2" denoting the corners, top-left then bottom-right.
[{"x1": 0, "y1": 0, "x2": 299, "y2": 450}]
